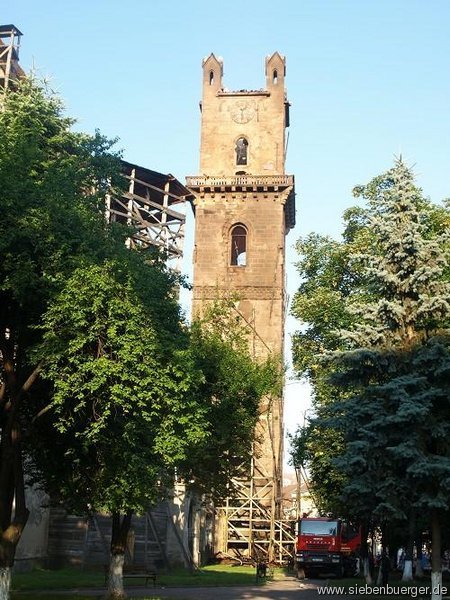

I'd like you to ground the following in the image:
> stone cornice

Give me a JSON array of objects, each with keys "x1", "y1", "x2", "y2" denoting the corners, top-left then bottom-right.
[{"x1": 186, "y1": 174, "x2": 294, "y2": 191}]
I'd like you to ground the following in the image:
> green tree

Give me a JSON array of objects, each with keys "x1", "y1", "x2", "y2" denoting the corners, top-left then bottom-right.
[
  {"x1": 185, "y1": 299, "x2": 283, "y2": 501},
  {"x1": 290, "y1": 219, "x2": 370, "y2": 518},
  {"x1": 32, "y1": 259, "x2": 206, "y2": 600},
  {"x1": 291, "y1": 160, "x2": 450, "y2": 591},
  {"x1": 333, "y1": 160, "x2": 450, "y2": 591},
  {"x1": 0, "y1": 76, "x2": 279, "y2": 600},
  {"x1": 34, "y1": 290, "x2": 280, "y2": 599},
  {"x1": 0, "y1": 77, "x2": 124, "y2": 597}
]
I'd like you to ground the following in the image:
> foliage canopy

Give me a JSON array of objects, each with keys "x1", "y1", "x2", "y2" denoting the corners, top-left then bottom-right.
[{"x1": 291, "y1": 160, "x2": 450, "y2": 537}]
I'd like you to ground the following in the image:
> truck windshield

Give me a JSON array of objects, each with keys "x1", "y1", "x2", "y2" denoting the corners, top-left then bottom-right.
[{"x1": 300, "y1": 520, "x2": 338, "y2": 536}]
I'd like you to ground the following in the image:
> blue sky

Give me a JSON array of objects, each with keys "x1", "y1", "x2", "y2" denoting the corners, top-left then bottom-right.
[{"x1": 6, "y1": 0, "x2": 450, "y2": 462}]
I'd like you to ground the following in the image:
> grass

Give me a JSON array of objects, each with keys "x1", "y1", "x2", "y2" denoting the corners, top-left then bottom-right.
[
  {"x1": 12, "y1": 567, "x2": 445, "y2": 599},
  {"x1": 10, "y1": 563, "x2": 267, "y2": 595},
  {"x1": 12, "y1": 567, "x2": 104, "y2": 591}
]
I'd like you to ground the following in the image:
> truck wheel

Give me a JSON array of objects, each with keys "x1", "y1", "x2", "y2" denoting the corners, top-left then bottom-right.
[{"x1": 297, "y1": 567, "x2": 306, "y2": 580}]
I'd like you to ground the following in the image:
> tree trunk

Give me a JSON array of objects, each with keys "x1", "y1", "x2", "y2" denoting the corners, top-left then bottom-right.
[
  {"x1": 0, "y1": 411, "x2": 30, "y2": 596},
  {"x1": 0, "y1": 348, "x2": 38, "y2": 591},
  {"x1": 0, "y1": 416, "x2": 30, "y2": 582},
  {"x1": 108, "y1": 553, "x2": 125, "y2": 600},
  {"x1": 107, "y1": 511, "x2": 133, "y2": 600},
  {"x1": 431, "y1": 510, "x2": 442, "y2": 600},
  {"x1": 0, "y1": 567, "x2": 11, "y2": 600},
  {"x1": 360, "y1": 521, "x2": 373, "y2": 584},
  {"x1": 0, "y1": 323, "x2": 41, "y2": 600},
  {"x1": 402, "y1": 510, "x2": 415, "y2": 582},
  {"x1": 377, "y1": 525, "x2": 388, "y2": 586},
  {"x1": 415, "y1": 529, "x2": 424, "y2": 578},
  {"x1": 363, "y1": 558, "x2": 372, "y2": 584}
]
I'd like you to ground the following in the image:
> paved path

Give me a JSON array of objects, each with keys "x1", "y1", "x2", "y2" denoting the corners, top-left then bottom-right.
[
  {"x1": 30, "y1": 576, "x2": 324, "y2": 599},
  {"x1": 133, "y1": 577, "x2": 320, "y2": 599}
]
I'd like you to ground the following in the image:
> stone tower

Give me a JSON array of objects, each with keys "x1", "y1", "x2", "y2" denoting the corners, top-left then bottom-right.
[{"x1": 186, "y1": 53, "x2": 295, "y2": 562}]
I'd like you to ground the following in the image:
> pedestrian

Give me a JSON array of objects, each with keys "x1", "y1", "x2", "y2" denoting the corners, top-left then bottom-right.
[{"x1": 397, "y1": 547, "x2": 405, "y2": 571}]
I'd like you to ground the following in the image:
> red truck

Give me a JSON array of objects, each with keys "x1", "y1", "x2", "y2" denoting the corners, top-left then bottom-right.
[{"x1": 295, "y1": 517, "x2": 360, "y2": 579}]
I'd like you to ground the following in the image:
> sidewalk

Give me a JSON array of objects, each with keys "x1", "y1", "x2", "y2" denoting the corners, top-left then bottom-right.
[
  {"x1": 125, "y1": 577, "x2": 318, "y2": 599},
  {"x1": 19, "y1": 576, "x2": 321, "y2": 600}
]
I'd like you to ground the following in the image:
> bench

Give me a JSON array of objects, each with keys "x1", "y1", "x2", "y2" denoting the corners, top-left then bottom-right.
[{"x1": 104, "y1": 564, "x2": 157, "y2": 587}]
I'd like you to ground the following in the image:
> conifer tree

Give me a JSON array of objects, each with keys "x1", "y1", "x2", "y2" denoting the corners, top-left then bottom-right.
[
  {"x1": 292, "y1": 159, "x2": 450, "y2": 594},
  {"x1": 331, "y1": 160, "x2": 450, "y2": 593}
]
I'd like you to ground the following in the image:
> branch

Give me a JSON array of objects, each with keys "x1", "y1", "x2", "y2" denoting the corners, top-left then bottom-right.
[
  {"x1": 21, "y1": 361, "x2": 44, "y2": 395},
  {"x1": 1, "y1": 338, "x2": 17, "y2": 394},
  {"x1": 13, "y1": 426, "x2": 27, "y2": 517},
  {"x1": 32, "y1": 403, "x2": 53, "y2": 423},
  {"x1": 0, "y1": 381, "x2": 6, "y2": 407},
  {"x1": 11, "y1": 362, "x2": 43, "y2": 419}
]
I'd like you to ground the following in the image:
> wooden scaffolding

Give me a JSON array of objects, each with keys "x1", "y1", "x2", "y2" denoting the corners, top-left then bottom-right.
[
  {"x1": 220, "y1": 461, "x2": 296, "y2": 565},
  {"x1": 0, "y1": 24, "x2": 24, "y2": 90},
  {"x1": 0, "y1": 26, "x2": 190, "y2": 268},
  {"x1": 107, "y1": 160, "x2": 193, "y2": 270}
]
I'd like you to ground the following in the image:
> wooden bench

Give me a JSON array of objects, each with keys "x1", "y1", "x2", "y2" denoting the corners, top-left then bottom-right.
[{"x1": 104, "y1": 564, "x2": 157, "y2": 587}]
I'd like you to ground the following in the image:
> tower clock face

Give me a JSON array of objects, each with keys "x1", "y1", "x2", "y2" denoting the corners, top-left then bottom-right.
[{"x1": 230, "y1": 100, "x2": 255, "y2": 124}]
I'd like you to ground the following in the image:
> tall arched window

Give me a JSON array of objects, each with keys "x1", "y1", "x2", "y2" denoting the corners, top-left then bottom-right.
[
  {"x1": 230, "y1": 224, "x2": 247, "y2": 266},
  {"x1": 273, "y1": 69, "x2": 278, "y2": 84},
  {"x1": 209, "y1": 70, "x2": 214, "y2": 85},
  {"x1": 235, "y1": 137, "x2": 248, "y2": 166}
]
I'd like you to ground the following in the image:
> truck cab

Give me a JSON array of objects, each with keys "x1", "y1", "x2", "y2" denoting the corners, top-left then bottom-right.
[{"x1": 296, "y1": 517, "x2": 360, "y2": 579}]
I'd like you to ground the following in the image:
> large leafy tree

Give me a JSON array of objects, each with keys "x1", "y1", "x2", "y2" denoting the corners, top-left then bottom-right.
[
  {"x1": 291, "y1": 160, "x2": 450, "y2": 592},
  {"x1": 33, "y1": 290, "x2": 280, "y2": 600},
  {"x1": 333, "y1": 161, "x2": 450, "y2": 593},
  {"x1": 32, "y1": 259, "x2": 206, "y2": 600},
  {"x1": 0, "y1": 77, "x2": 124, "y2": 597}
]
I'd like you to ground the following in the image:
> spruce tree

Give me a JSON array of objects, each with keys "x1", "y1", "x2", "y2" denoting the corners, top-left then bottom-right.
[
  {"x1": 331, "y1": 159, "x2": 450, "y2": 593},
  {"x1": 291, "y1": 159, "x2": 450, "y2": 593}
]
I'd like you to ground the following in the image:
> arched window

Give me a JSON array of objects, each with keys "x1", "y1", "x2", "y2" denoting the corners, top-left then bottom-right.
[
  {"x1": 230, "y1": 224, "x2": 247, "y2": 266},
  {"x1": 209, "y1": 70, "x2": 214, "y2": 85},
  {"x1": 273, "y1": 69, "x2": 278, "y2": 84},
  {"x1": 235, "y1": 137, "x2": 248, "y2": 166}
]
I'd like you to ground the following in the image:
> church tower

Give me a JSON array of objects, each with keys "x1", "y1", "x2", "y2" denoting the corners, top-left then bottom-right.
[{"x1": 186, "y1": 53, "x2": 295, "y2": 562}]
